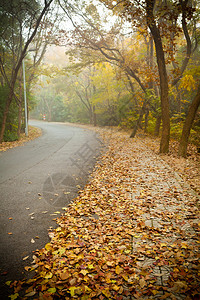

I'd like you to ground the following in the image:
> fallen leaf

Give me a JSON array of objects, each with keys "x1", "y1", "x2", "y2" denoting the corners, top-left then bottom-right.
[
  {"x1": 115, "y1": 265, "x2": 123, "y2": 275},
  {"x1": 25, "y1": 291, "x2": 36, "y2": 297},
  {"x1": 47, "y1": 287, "x2": 56, "y2": 294},
  {"x1": 139, "y1": 277, "x2": 146, "y2": 288},
  {"x1": 80, "y1": 270, "x2": 89, "y2": 276},
  {"x1": 44, "y1": 272, "x2": 53, "y2": 279},
  {"x1": 60, "y1": 271, "x2": 70, "y2": 280},
  {"x1": 69, "y1": 286, "x2": 77, "y2": 297},
  {"x1": 160, "y1": 293, "x2": 171, "y2": 300},
  {"x1": 8, "y1": 293, "x2": 19, "y2": 300},
  {"x1": 23, "y1": 256, "x2": 29, "y2": 261}
]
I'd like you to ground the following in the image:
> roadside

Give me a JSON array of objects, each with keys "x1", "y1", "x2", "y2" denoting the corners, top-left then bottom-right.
[
  {"x1": 1, "y1": 122, "x2": 199, "y2": 198},
  {"x1": 0, "y1": 126, "x2": 42, "y2": 152},
  {"x1": 8, "y1": 126, "x2": 199, "y2": 299}
]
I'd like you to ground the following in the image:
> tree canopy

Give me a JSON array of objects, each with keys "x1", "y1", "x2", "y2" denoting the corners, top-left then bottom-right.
[{"x1": 1, "y1": 0, "x2": 200, "y2": 156}]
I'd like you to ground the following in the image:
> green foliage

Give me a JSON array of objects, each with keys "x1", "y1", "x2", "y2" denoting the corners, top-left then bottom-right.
[
  {"x1": 3, "y1": 129, "x2": 18, "y2": 142},
  {"x1": 144, "y1": 113, "x2": 157, "y2": 135},
  {"x1": 0, "y1": 85, "x2": 19, "y2": 142}
]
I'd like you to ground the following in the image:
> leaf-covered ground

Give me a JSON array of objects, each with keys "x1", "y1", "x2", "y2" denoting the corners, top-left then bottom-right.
[
  {"x1": 138, "y1": 133, "x2": 200, "y2": 196},
  {"x1": 8, "y1": 127, "x2": 200, "y2": 299},
  {"x1": 0, "y1": 126, "x2": 42, "y2": 152}
]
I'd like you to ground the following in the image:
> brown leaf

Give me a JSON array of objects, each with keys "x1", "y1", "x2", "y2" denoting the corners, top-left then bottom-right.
[
  {"x1": 60, "y1": 271, "x2": 70, "y2": 281},
  {"x1": 139, "y1": 277, "x2": 146, "y2": 288},
  {"x1": 69, "y1": 277, "x2": 77, "y2": 286}
]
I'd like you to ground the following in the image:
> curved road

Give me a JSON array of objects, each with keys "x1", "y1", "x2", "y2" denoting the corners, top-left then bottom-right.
[{"x1": 0, "y1": 120, "x2": 102, "y2": 298}]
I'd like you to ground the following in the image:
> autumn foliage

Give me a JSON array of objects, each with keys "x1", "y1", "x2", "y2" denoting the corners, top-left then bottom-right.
[{"x1": 9, "y1": 129, "x2": 200, "y2": 299}]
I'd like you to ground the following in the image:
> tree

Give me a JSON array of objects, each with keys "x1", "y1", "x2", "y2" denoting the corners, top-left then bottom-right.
[
  {"x1": 145, "y1": 0, "x2": 170, "y2": 153},
  {"x1": 58, "y1": 0, "x2": 198, "y2": 153},
  {"x1": 101, "y1": 0, "x2": 198, "y2": 153},
  {"x1": 178, "y1": 83, "x2": 200, "y2": 157},
  {"x1": 0, "y1": 0, "x2": 54, "y2": 143}
]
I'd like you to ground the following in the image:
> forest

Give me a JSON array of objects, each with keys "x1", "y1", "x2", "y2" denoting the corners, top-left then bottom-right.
[{"x1": 0, "y1": 0, "x2": 200, "y2": 157}]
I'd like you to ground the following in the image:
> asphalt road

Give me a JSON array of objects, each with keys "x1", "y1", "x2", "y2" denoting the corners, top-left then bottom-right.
[{"x1": 0, "y1": 120, "x2": 102, "y2": 299}]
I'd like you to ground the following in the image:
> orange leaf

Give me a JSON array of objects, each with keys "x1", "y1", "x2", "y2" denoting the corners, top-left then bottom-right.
[{"x1": 115, "y1": 265, "x2": 123, "y2": 275}]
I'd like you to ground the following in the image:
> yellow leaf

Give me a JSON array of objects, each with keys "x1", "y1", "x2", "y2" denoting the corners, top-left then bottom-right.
[
  {"x1": 44, "y1": 272, "x2": 53, "y2": 279},
  {"x1": 115, "y1": 265, "x2": 123, "y2": 275},
  {"x1": 84, "y1": 285, "x2": 92, "y2": 293},
  {"x1": 181, "y1": 243, "x2": 188, "y2": 249},
  {"x1": 45, "y1": 243, "x2": 52, "y2": 251},
  {"x1": 112, "y1": 284, "x2": 120, "y2": 291},
  {"x1": 47, "y1": 287, "x2": 56, "y2": 294},
  {"x1": 69, "y1": 286, "x2": 77, "y2": 297},
  {"x1": 124, "y1": 249, "x2": 131, "y2": 254},
  {"x1": 152, "y1": 289, "x2": 158, "y2": 295},
  {"x1": 80, "y1": 270, "x2": 88, "y2": 276},
  {"x1": 102, "y1": 289, "x2": 111, "y2": 298},
  {"x1": 107, "y1": 261, "x2": 114, "y2": 266},
  {"x1": 122, "y1": 274, "x2": 128, "y2": 281},
  {"x1": 9, "y1": 293, "x2": 19, "y2": 300},
  {"x1": 58, "y1": 247, "x2": 65, "y2": 255},
  {"x1": 88, "y1": 264, "x2": 94, "y2": 269}
]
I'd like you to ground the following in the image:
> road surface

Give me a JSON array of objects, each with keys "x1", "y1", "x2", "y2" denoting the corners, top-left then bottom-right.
[{"x1": 0, "y1": 120, "x2": 102, "y2": 299}]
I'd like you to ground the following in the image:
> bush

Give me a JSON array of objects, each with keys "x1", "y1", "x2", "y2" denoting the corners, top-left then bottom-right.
[{"x1": 3, "y1": 130, "x2": 18, "y2": 142}]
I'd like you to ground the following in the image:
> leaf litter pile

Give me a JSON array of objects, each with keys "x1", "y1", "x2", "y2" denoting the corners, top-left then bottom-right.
[
  {"x1": 9, "y1": 128, "x2": 199, "y2": 299},
  {"x1": 0, "y1": 126, "x2": 42, "y2": 152}
]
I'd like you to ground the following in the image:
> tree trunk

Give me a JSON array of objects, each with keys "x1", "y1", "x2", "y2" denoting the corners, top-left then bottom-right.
[
  {"x1": 146, "y1": 0, "x2": 170, "y2": 153},
  {"x1": 144, "y1": 107, "x2": 149, "y2": 133},
  {"x1": 130, "y1": 101, "x2": 147, "y2": 138},
  {"x1": 93, "y1": 105, "x2": 97, "y2": 126},
  {"x1": 178, "y1": 84, "x2": 200, "y2": 157},
  {"x1": 154, "y1": 114, "x2": 162, "y2": 136},
  {"x1": 17, "y1": 68, "x2": 23, "y2": 138},
  {"x1": 0, "y1": 87, "x2": 14, "y2": 143}
]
